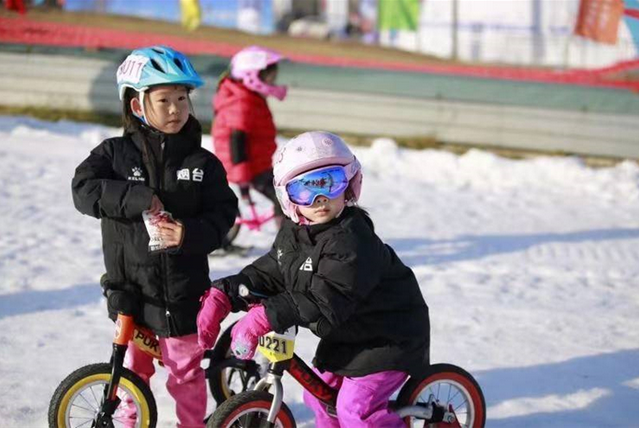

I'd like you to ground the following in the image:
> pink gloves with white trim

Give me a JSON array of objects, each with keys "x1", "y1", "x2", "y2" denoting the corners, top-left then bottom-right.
[
  {"x1": 231, "y1": 305, "x2": 272, "y2": 360},
  {"x1": 197, "y1": 288, "x2": 231, "y2": 349}
]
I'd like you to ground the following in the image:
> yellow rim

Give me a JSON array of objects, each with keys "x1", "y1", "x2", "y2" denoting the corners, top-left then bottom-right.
[
  {"x1": 221, "y1": 370, "x2": 232, "y2": 399},
  {"x1": 56, "y1": 372, "x2": 151, "y2": 428},
  {"x1": 220, "y1": 348, "x2": 232, "y2": 400}
]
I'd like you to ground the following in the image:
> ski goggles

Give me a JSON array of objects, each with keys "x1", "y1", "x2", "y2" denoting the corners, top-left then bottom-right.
[{"x1": 285, "y1": 165, "x2": 350, "y2": 206}]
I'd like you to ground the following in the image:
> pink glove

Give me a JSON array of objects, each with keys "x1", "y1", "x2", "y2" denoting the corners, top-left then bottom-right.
[
  {"x1": 197, "y1": 288, "x2": 231, "y2": 349},
  {"x1": 231, "y1": 305, "x2": 272, "y2": 360}
]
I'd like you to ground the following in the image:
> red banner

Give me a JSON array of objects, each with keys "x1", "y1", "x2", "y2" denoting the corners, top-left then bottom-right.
[
  {"x1": 2, "y1": 16, "x2": 639, "y2": 93},
  {"x1": 574, "y1": 0, "x2": 625, "y2": 44},
  {"x1": 625, "y1": 8, "x2": 639, "y2": 19}
]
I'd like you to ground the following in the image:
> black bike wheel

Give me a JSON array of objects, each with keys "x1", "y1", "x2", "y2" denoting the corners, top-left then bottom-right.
[
  {"x1": 207, "y1": 390, "x2": 296, "y2": 428},
  {"x1": 224, "y1": 223, "x2": 242, "y2": 246},
  {"x1": 396, "y1": 363, "x2": 486, "y2": 428},
  {"x1": 206, "y1": 323, "x2": 262, "y2": 406},
  {"x1": 48, "y1": 363, "x2": 157, "y2": 428}
]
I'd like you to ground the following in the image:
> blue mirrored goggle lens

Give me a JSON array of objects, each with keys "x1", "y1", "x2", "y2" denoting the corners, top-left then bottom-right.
[{"x1": 286, "y1": 167, "x2": 349, "y2": 206}]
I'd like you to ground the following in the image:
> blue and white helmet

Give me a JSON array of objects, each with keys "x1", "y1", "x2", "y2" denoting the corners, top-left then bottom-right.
[{"x1": 116, "y1": 46, "x2": 204, "y2": 100}]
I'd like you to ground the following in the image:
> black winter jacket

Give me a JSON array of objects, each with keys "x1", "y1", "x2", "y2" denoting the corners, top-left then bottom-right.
[
  {"x1": 240, "y1": 207, "x2": 430, "y2": 377},
  {"x1": 72, "y1": 117, "x2": 238, "y2": 337}
]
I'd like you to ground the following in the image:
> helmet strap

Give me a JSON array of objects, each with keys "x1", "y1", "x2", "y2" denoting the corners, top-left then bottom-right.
[
  {"x1": 296, "y1": 208, "x2": 310, "y2": 225},
  {"x1": 187, "y1": 96, "x2": 196, "y2": 118},
  {"x1": 131, "y1": 91, "x2": 149, "y2": 126}
]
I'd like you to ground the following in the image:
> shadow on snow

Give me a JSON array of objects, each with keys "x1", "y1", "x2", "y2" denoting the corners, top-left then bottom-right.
[
  {"x1": 478, "y1": 348, "x2": 639, "y2": 427},
  {"x1": 388, "y1": 228, "x2": 639, "y2": 266},
  {"x1": 0, "y1": 283, "x2": 99, "y2": 319}
]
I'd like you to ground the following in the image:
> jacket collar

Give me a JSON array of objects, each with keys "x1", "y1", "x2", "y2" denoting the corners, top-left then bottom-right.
[
  {"x1": 127, "y1": 115, "x2": 202, "y2": 158},
  {"x1": 214, "y1": 77, "x2": 265, "y2": 110},
  {"x1": 288, "y1": 207, "x2": 359, "y2": 245}
]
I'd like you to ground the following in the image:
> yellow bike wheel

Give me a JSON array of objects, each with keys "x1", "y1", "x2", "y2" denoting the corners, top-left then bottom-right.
[{"x1": 48, "y1": 363, "x2": 157, "y2": 428}]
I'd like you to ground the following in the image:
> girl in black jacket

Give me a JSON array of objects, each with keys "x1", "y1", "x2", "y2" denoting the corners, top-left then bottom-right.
[
  {"x1": 72, "y1": 46, "x2": 237, "y2": 427},
  {"x1": 197, "y1": 131, "x2": 429, "y2": 427}
]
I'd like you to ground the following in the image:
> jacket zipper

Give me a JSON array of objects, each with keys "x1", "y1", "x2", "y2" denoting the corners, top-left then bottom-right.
[
  {"x1": 159, "y1": 136, "x2": 173, "y2": 337},
  {"x1": 163, "y1": 253, "x2": 173, "y2": 337}
]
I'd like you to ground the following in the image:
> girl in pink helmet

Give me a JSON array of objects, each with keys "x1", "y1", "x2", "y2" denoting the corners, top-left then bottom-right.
[
  {"x1": 212, "y1": 45, "x2": 288, "y2": 238},
  {"x1": 197, "y1": 131, "x2": 431, "y2": 427}
]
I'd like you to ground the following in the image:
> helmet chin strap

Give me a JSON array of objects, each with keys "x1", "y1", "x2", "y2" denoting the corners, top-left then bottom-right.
[
  {"x1": 132, "y1": 91, "x2": 149, "y2": 126},
  {"x1": 133, "y1": 91, "x2": 195, "y2": 128},
  {"x1": 188, "y1": 97, "x2": 196, "y2": 117}
]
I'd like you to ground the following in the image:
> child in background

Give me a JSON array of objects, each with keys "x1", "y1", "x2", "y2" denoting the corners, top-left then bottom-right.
[
  {"x1": 72, "y1": 46, "x2": 238, "y2": 427},
  {"x1": 212, "y1": 45, "x2": 288, "y2": 239},
  {"x1": 197, "y1": 131, "x2": 430, "y2": 428}
]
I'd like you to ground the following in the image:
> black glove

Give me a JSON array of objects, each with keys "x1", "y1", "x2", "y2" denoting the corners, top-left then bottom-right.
[
  {"x1": 211, "y1": 273, "x2": 258, "y2": 312},
  {"x1": 100, "y1": 274, "x2": 141, "y2": 321}
]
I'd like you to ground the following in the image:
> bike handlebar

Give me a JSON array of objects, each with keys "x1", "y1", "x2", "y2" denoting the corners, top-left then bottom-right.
[
  {"x1": 106, "y1": 289, "x2": 140, "y2": 317},
  {"x1": 308, "y1": 318, "x2": 332, "y2": 338},
  {"x1": 238, "y1": 284, "x2": 333, "y2": 338}
]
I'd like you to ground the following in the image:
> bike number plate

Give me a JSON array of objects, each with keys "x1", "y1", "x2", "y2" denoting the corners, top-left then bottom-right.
[{"x1": 258, "y1": 327, "x2": 295, "y2": 363}]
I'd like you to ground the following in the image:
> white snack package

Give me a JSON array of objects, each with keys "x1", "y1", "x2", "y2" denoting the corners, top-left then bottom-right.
[{"x1": 142, "y1": 210, "x2": 174, "y2": 252}]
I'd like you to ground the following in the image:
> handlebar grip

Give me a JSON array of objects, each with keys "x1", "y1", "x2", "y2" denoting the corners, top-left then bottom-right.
[
  {"x1": 106, "y1": 289, "x2": 139, "y2": 316},
  {"x1": 238, "y1": 284, "x2": 251, "y2": 298},
  {"x1": 238, "y1": 284, "x2": 269, "y2": 305},
  {"x1": 237, "y1": 284, "x2": 332, "y2": 337}
]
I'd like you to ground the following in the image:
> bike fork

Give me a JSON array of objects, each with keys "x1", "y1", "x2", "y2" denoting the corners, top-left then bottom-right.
[
  {"x1": 95, "y1": 343, "x2": 128, "y2": 427},
  {"x1": 254, "y1": 372, "x2": 283, "y2": 428}
]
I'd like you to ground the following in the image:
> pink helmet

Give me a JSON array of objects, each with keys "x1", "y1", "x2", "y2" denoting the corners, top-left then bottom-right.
[
  {"x1": 230, "y1": 45, "x2": 288, "y2": 100},
  {"x1": 273, "y1": 131, "x2": 363, "y2": 223}
]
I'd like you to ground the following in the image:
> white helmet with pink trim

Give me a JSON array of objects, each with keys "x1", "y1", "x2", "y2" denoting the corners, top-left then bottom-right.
[
  {"x1": 273, "y1": 131, "x2": 362, "y2": 223},
  {"x1": 230, "y1": 45, "x2": 288, "y2": 100}
]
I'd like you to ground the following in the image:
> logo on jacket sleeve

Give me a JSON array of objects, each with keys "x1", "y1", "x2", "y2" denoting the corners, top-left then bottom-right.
[
  {"x1": 177, "y1": 168, "x2": 205, "y2": 182},
  {"x1": 192, "y1": 168, "x2": 204, "y2": 182},
  {"x1": 128, "y1": 166, "x2": 145, "y2": 182},
  {"x1": 299, "y1": 257, "x2": 313, "y2": 272},
  {"x1": 177, "y1": 168, "x2": 190, "y2": 181}
]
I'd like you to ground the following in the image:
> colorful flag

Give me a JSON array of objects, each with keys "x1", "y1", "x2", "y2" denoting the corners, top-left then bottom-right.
[
  {"x1": 624, "y1": 0, "x2": 639, "y2": 52},
  {"x1": 574, "y1": 0, "x2": 625, "y2": 44},
  {"x1": 180, "y1": 0, "x2": 201, "y2": 32},
  {"x1": 378, "y1": 0, "x2": 420, "y2": 32}
]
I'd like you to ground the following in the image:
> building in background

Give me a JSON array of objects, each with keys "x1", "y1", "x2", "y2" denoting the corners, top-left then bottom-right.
[
  {"x1": 412, "y1": 0, "x2": 638, "y2": 68},
  {"x1": 62, "y1": 0, "x2": 639, "y2": 68}
]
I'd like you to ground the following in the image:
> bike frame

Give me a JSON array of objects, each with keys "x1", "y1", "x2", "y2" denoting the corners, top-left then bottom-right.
[
  {"x1": 286, "y1": 354, "x2": 338, "y2": 414},
  {"x1": 216, "y1": 296, "x2": 466, "y2": 427},
  {"x1": 252, "y1": 353, "x2": 338, "y2": 425},
  {"x1": 94, "y1": 314, "x2": 162, "y2": 427},
  {"x1": 251, "y1": 353, "x2": 449, "y2": 427}
]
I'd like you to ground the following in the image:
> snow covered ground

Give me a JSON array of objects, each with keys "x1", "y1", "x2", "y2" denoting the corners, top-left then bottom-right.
[{"x1": 1, "y1": 115, "x2": 638, "y2": 427}]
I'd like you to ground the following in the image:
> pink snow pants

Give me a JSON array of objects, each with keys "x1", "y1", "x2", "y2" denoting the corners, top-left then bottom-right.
[
  {"x1": 122, "y1": 333, "x2": 206, "y2": 428},
  {"x1": 303, "y1": 368, "x2": 408, "y2": 428}
]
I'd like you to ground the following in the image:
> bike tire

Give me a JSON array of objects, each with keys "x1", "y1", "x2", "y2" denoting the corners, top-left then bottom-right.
[
  {"x1": 207, "y1": 390, "x2": 296, "y2": 428},
  {"x1": 206, "y1": 323, "x2": 262, "y2": 406},
  {"x1": 48, "y1": 363, "x2": 157, "y2": 428},
  {"x1": 224, "y1": 223, "x2": 242, "y2": 246},
  {"x1": 396, "y1": 363, "x2": 486, "y2": 428}
]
